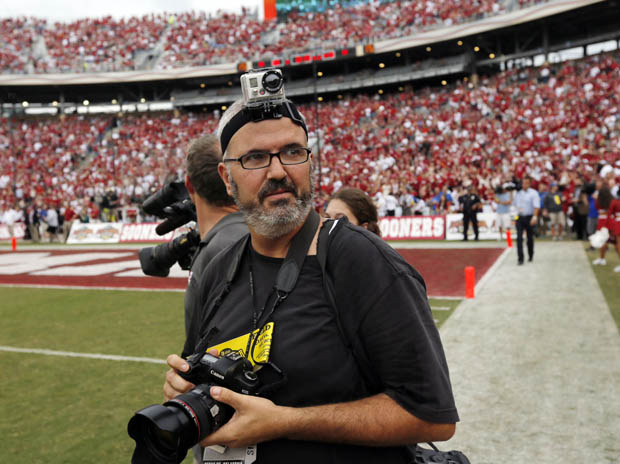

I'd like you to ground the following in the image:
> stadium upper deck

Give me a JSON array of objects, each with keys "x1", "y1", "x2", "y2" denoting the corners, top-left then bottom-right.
[{"x1": 1, "y1": 0, "x2": 545, "y2": 75}]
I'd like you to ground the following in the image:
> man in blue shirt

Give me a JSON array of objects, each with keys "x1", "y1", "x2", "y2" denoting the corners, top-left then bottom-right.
[{"x1": 513, "y1": 176, "x2": 541, "y2": 265}]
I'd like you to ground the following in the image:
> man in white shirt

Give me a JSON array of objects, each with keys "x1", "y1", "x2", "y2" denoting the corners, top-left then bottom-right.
[
  {"x1": 45, "y1": 205, "x2": 60, "y2": 243},
  {"x1": 513, "y1": 176, "x2": 541, "y2": 265}
]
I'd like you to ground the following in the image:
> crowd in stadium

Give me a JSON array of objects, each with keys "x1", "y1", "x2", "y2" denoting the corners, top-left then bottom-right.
[
  {"x1": 1, "y1": 49, "x2": 618, "y2": 242},
  {"x1": 1, "y1": 0, "x2": 545, "y2": 74}
]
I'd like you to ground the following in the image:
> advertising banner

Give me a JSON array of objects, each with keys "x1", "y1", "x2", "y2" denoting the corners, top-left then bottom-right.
[
  {"x1": 379, "y1": 215, "x2": 445, "y2": 241},
  {"x1": 445, "y1": 213, "x2": 501, "y2": 240},
  {"x1": 66, "y1": 222, "x2": 123, "y2": 244},
  {"x1": 118, "y1": 223, "x2": 174, "y2": 243}
]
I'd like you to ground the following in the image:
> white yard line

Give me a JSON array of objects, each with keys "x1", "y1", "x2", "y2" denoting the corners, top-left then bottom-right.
[{"x1": 0, "y1": 346, "x2": 166, "y2": 364}]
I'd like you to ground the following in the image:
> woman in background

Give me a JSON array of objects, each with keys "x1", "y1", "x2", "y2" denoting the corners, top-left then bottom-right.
[{"x1": 325, "y1": 188, "x2": 381, "y2": 236}]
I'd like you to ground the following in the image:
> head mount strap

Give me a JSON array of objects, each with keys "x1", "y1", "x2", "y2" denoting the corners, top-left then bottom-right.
[{"x1": 220, "y1": 100, "x2": 308, "y2": 154}]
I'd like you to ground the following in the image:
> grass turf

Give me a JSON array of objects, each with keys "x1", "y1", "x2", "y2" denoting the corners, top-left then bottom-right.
[
  {"x1": 0, "y1": 287, "x2": 188, "y2": 464},
  {"x1": 0, "y1": 286, "x2": 457, "y2": 464}
]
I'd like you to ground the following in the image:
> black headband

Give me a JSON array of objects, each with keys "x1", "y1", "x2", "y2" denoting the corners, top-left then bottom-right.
[{"x1": 220, "y1": 100, "x2": 308, "y2": 154}]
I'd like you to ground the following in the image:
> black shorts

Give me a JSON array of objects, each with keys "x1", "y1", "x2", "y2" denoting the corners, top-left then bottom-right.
[{"x1": 47, "y1": 226, "x2": 58, "y2": 234}]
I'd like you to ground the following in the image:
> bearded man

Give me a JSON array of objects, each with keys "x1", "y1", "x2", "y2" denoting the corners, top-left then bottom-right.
[{"x1": 164, "y1": 95, "x2": 458, "y2": 464}]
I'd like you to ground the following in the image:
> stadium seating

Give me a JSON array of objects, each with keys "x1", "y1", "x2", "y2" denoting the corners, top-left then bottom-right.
[
  {"x1": 1, "y1": 0, "x2": 546, "y2": 74},
  {"x1": 2, "y1": 50, "x2": 618, "y2": 223}
]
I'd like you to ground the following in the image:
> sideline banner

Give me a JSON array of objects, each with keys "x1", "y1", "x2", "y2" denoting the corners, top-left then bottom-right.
[
  {"x1": 0, "y1": 223, "x2": 26, "y2": 240},
  {"x1": 379, "y1": 215, "x2": 445, "y2": 240},
  {"x1": 119, "y1": 223, "x2": 174, "y2": 243},
  {"x1": 66, "y1": 222, "x2": 195, "y2": 244},
  {"x1": 66, "y1": 222, "x2": 123, "y2": 244},
  {"x1": 445, "y1": 213, "x2": 501, "y2": 240}
]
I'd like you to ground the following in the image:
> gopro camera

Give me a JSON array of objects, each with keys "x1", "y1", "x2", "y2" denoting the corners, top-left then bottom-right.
[{"x1": 240, "y1": 68, "x2": 285, "y2": 108}]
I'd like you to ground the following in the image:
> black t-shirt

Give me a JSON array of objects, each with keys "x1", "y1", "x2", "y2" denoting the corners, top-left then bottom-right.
[{"x1": 190, "y1": 222, "x2": 458, "y2": 463}]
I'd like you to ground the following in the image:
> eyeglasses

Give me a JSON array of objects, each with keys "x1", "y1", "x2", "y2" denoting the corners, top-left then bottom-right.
[{"x1": 223, "y1": 147, "x2": 311, "y2": 170}]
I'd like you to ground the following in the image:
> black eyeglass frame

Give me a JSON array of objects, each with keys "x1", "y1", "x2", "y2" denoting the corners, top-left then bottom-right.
[{"x1": 222, "y1": 147, "x2": 311, "y2": 170}]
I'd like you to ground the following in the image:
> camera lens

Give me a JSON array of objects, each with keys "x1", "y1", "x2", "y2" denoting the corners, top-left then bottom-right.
[
  {"x1": 262, "y1": 70, "x2": 283, "y2": 93},
  {"x1": 128, "y1": 385, "x2": 232, "y2": 464}
]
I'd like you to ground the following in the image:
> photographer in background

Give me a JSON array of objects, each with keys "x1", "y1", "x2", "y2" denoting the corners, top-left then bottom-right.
[{"x1": 182, "y1": 134, "x2": 248, "y2": 358}]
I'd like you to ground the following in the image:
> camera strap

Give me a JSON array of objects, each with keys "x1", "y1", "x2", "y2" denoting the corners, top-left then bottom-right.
[
  {"x1": 195, "y1": 210, "x2": 320, "y2": 364},
  {"x1": 245, "y1": 209, "x2": 320, "y2": 359}
]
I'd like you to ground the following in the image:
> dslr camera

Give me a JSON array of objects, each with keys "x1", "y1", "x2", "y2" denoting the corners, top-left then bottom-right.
[
  {"x1": 138, "y1": 181, "x2": 200, "y2": 277},
  {"x1": 128, "y1": 351, "x2": 260, "y2": 464}
]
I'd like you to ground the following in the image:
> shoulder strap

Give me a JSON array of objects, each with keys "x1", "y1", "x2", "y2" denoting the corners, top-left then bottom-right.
[
  {"x1": 194, "y1": 234, "x2": 250, "y2": 353},
  {"x1": 316, "y1": 217, "x2": 348, "y2": 346},
  {"x1": 317, "y1": 218, "x2": 381, "y2": 391},
  {"x1": 195, "y1": 210, "x2": 320, "y2": 354},
  {"x1": 275, "y1": 209, "x2": 320, "y2": 294}
]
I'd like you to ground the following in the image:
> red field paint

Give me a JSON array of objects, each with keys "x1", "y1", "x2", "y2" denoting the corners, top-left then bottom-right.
[
  {"x1": 396, "y1": 248, "x2": 504, "y2": 297},
  {"x1": 0, "y1": 247, "x2": 504, "y2": 298}
]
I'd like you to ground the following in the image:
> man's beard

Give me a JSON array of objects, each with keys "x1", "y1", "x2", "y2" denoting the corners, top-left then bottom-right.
[{"x1": 228, "y1": 167, "x2": 315, "y2": 239}]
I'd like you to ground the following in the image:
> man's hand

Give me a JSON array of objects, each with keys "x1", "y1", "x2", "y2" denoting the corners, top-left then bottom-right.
[
  {"x1": 200, "y1": 391, "x2": 455, "y2": 449},
  {"x1": 163, "y1": 354, "x2": 194, "y2": 402},
  {"x1": 200, "y1": 387, "x2": 286, "y2": 448},
  {"x1": 530, "y1": 216, "x2": 537, "y2": 226}
]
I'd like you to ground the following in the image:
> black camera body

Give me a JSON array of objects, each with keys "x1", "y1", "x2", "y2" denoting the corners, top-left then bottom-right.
[
  {"x1": 128, "y1": 351, "x2": 259, "y2": 464},
  {"x1": 139, "y1": 181, "x2": 200, "y2": 277},
  {"x1": 180, "y1": 351, "x2": 259, "y2": 395}
]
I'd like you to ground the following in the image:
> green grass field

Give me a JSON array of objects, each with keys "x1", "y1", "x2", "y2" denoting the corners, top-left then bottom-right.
[{"x1": 0, "y1": 285, "x2": 459, "y2": 464}]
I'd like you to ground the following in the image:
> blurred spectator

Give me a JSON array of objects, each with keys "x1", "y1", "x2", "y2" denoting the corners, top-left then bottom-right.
[
  {"x1": 325, "y1": 187, "x2": 381, "y2": 236},
  {"x1": 459, "y1": 184, "x2": 482, "y2": 241},
  {"x1": 495, "y1": 184, "x2": 513, "y2": 240},
  {"x1": 592, "y1": 185, "x2": 620, "y2": 271},
  {"x1": 543, "y1": 183, "x2": 565, "y2": 240}
]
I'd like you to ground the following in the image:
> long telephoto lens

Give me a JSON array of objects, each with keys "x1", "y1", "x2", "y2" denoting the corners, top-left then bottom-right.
[{"x1": 128, "y1": 385, "x2": 232, "y2": 464}]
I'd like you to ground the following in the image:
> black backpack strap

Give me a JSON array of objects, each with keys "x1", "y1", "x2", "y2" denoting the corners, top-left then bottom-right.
[
  {"x1": 274, "y1": 209, "x2": 320, "y2": 294},
  {"x1": 194, "y1": 234, "x2": 250, "y2": 353},
  {"x1": 316, "y1": 217, "x2": 348, "y2": 346},
  {"x1": 317, "y1": 218, "x2": 381, "y2": 391}
]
